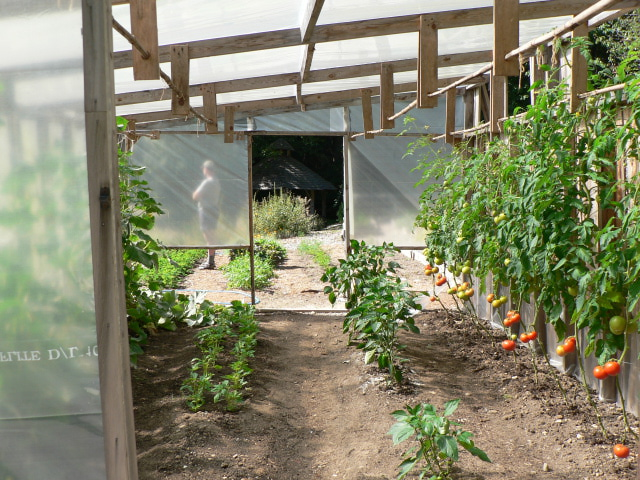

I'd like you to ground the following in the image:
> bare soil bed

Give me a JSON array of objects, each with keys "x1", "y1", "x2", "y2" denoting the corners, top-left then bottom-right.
[{"x1": 133, "y1": 230, "x2": 638, "y2": 480}]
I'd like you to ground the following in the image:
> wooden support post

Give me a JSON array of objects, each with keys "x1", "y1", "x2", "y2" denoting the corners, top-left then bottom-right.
[
  {"x1": 463, "y1": 88, "x2": 475, "y2": 130},
  {"x1": 445, "y1": 88, "x2": 456, "y2": 144},
  {"x1": 224, "y1": 105, "x2": 236, "y2": 143},
  {"x1": 129, "y1": 0, "x2": 159, "y2": 80},
  {"x1": 418, "y1": 16, "x2": 438, "y2": 108},
  {"x1": 361, "y1": 88, "x2": 374, "y2": 139},
  {"x1": 490, "y1": 73, "x2": 507, "y2": 134},
  {"x1": 493, "y1": 0, "x2": 520, "y2": 77},
  {"x1": 380, "y1": 63, "x2": 395, "y2": 129},
  {"x1": 82, "y1": 0, "x2": 139, "y2": 478},
  {"x1": 171, "y1": 44, "x2": 190, "y2": 116},
  {"x1": 201, "y1": 83, "x2": 218, "y2": 133},
  {"x1": 570, "y1": 22, "x2": 588, "y2": 113}
]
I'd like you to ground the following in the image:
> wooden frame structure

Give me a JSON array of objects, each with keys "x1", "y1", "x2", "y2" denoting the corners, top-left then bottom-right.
[{"x1": 77, "y1": 1, "x2": 640, "y2": 478}]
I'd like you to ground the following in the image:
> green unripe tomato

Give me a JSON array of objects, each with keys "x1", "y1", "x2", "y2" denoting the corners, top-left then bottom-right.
[
  {"x1": 609, "y1": 315, "x2": 627, "y2": 335},
  {"x1": 461, "y1": 266, "x2": 471, "y2": 274},
  {"x1": 567, "y1": 286, "x2": 578, "y2": 297},
  {"x1": 456, "y1": 236, "x2": 464, "y2": 244},
  {"x1": 464, "y1": 259, "x2": 471, "y2": 267},
  {"x1": 511, "y1": 334, "x2": 518, "y2": 341},
  {"x1": 433, "y1": 256, "x2": 443, "y2": 265},
  {"x1": 504, "y1": 258, "x2": 511, "y2": 266}
]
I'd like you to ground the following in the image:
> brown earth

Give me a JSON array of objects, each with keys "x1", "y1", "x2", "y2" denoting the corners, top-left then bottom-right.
[{"x1": 132, "y1": 230, "x2": 638, "y2": 480}]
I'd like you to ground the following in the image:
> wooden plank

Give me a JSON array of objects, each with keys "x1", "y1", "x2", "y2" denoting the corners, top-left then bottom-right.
[
  {"x1": 418, "y1": 16, "x2": 438, "y2": 108},
  {"x1": 115, "y1": 50, "x2": 493, "y2": 107},
  {"x1": 129, "y1": 0, "x2": 159, "y2": 80},
  {"x1": 361, "y1": 88, "x2": 374, "y2": 139},
  {"x1": 490, "y1": 73, "x2": 507, "y2": 133},
  {"x1": 570, "y1": 22, "x2": 588, "y2": 112},
  {"x1": 201, "y1": 83, "x2": 218, "y2": 133},
  {"x1": 493, "y1": 0, "x2": 520, "y2": 77},
  {"x1": 379, "y1": 63, "x2": 395, "y2": 129},
  {"x1": 300, "y1": 0, "x2": 325, "y2": 43},
  {"x1": 300, "y1": 43, "x2": 315, "y2": 83},
  {"x1": 81, "y1": 1, "x2": 138, "y2": 479},
  {"x1": 528, "y1": 54, "x2": 546, "y2": 105},
  {"x1": 113, "y1": 0, "x2": 626, "y2": 69},
  {"x1": 123, "y1": 77, "x2": 480, "y2": 124},
  {"x1": 445, "y1": 88, "x2": 457, "y2": 144},
  {"x1": 170, "y1": 44, "x2": 190, "y2": 115},
  {"x1": 224, "y1": 105, "x2": 236, "y2": 143}
]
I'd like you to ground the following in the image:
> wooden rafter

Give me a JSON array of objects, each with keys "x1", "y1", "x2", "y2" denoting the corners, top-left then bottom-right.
[
  {"x1": 115, "y1": 50, "x2": 493, "y2": 107},
  {"x1": 170, "y1": 44, "x2": 190, "y2": 115},
  {"x1": 129, "y1": 0, "x2": 159, "y2": 80},
  {"x1": 418, "y1": 16, "x2": 438, "y2": 108},
  {"x1": 113, "y1": 0, "x2": 628, "y2": 69},
  {"x1": 493, "y1": 0, "x2": 519, "y2": 77},
  {"x1": 300, "y1": 0, "x2": 325, "y2": 43}
]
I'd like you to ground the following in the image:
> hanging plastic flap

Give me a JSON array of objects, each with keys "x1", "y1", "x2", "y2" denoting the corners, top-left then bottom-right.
[
  {"x1": 0, "y1": 1, "x2": 106, "y2": 478},
  {"x1": 348, "y1": 136, "x2": 450, "y2": 246},
  {"x1": 132, "y1": 134, "x2": 251, "y2": 246}
]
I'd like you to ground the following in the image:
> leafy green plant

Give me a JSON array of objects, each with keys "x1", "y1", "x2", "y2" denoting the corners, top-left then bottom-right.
[
  {"x1": 346, "y1": 274, "x2": 420, "y2": 383},
  {"x1": 181, "y1": 301, "x2": 258, "y2": 412},
  {"x1": 323, "y1": 239, "x2": 419, "y2": 383},
  {"x1": 230, "y1": 237, "x2": 287, "y2": 267},
  {"x1": 298, "y1": 239, "x2": 331, "y2": 268},
  {"x1": 253, "y1": 190, "x2": 321, "y2": 238},
  {"x1": 221, "y1": 254, "x2": 275, "y2": 290},
  {"x1": 388, "y1": 399, "x2": 491, "y2": 480},
  {"x1": 139, "y1": 248, "x2": 206, "y2": 289},
  {"x1": 322, "y1": 239, "x2": 400, "y2": 309}
]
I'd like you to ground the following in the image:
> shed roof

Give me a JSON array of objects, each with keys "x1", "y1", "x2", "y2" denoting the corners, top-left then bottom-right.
[
  {"x1": 252, "y1": 155, "x2": 337, "y2": 191},
  {"x1": 109, "y1": 0, "x2": 639, "y2": 129}
]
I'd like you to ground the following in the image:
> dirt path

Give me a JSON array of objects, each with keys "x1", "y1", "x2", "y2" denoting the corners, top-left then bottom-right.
[{"x1": 132, "y1": 232, "x2": 638, "y2": 480}]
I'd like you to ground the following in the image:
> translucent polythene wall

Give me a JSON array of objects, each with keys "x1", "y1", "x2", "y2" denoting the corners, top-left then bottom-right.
[
  {"x1": 348, "y1": 136, "x2": 449, "y2": 246},
  {"x1": 132, "y1": 135, "x2": 250, "y2": 246},
  {"x1": 0, "y1": 1, "x2": 106, "y2": 479}
]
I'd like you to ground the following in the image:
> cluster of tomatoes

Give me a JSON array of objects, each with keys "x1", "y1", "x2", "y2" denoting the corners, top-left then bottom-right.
[
  {"x1": 554, "y1": 336, "x2": 577, "y2": 356},
  {"x1": 593, "y1": 360, "x2": 621, "y2": 380},
  {"x1": 499, "y1": 310, "x2": 538, "y2": 351},
  {"x1": 486, "y1": 292, "x2": 507, "y2": 308},
  {"x1": 448, "y1": 281, "x2": 474, "y2": 300}
]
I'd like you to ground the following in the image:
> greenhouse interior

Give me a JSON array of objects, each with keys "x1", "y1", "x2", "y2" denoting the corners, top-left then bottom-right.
[{"x1": 2, "y1": 0, "x2": 640, "y2": 478}]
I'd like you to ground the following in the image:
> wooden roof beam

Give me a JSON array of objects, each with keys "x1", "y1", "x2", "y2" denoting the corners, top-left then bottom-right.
[
  {"x1": 129, "y1": 0, "x2": 159, "y2": 80},
  {"x1": 418, "y1": 15, "x2": 438, "y2": 108},
  {"x1": 170, "y1": 44, "x2": 190, "y2": 115},
  {"x1": 113, "y1": 0, "x2": 631, "y2": 69},
  {"x1": 115, "y1": 50, "x2": 493, "y2": 107},
  {"x1": 300, "y1": 0, "x2": 325, "y2": 43},
  {"x1": 493, "y1": 0, "x2": 519, "y2": 77}
]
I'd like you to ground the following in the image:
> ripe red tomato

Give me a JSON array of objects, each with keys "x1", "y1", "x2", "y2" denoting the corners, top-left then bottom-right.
[
  {"x1": 436, "y1": 277, "x2": 447, "y2": 287},
  {"x1": 593, "y1": 365, "x2": 609, "y2": 380},
  {"x1": 604, "y1": 360, "x2": 621, "y2": 376},
  {"x1": 527, "y1": 331, "x2": 538, "y2": 341},
  {"x1": 613, "y1": 443, "x2": 630, "y2": 458},
  {"x1": 429, "y1": 296, "x2": 437, "y2": 302},
  {"x1": 519, "y1": 333, "x2": 530, "y2": 343},
  {"x1": 510, "y1": 312, "x2": 521, "y2": 324},
  {"x1": 502, "y1": 339, "x2": 516, "y2": 351},
  {"x1": 563, "y1": 337, "x2": 576, "y2": 353}
]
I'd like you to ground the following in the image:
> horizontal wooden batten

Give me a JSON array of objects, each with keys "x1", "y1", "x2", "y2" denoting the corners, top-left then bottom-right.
[
  {"x1": 115, "y1": 50, "x2": 492, "y2": 107},
  {"x1": 122, "y1": 76, "x2": 480, "y2": 125},
  {"x1": 113, "y1": 0, "x2": 622, "y2": 69}
]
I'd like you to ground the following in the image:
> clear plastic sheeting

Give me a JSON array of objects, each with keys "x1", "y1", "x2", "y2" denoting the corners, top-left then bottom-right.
[
  {"x1": 347, "y1": 98, "x2": 465, "y2": 135},
  {"x1": 131, "y1": 135, "x2": 250, "y2": 247},
  {"x1": 348, "y1": 136, "x2": 449, "y2": 246},
  {"x1": 251, "y1": 108, "x2": 347, "y2": 133},
  {"x1": 0, "y1": 1, "x2": 106, "y2": 478}
]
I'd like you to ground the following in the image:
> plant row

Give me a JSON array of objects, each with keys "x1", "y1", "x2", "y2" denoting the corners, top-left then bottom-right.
[
  {"x1": 181, "y1": 301, "x2": 258, "y2": 412},
  {"x1": 411, "y1": 44, "x2": 640, "y2": 451}
]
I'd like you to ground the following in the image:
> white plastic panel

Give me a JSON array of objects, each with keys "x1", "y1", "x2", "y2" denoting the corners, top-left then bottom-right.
[
  {"x1": 348, "y1": 136, "x2": 450, "y2": 246},
  {"x1": 0, "y1": 2, "x2": 106, "y2": 479},
  {"x1": 112, "y1": 0, "x2": 301, "y2": 52},
  {"x1": 131, "y1": 135, "x2": 250, "y2": 246}
]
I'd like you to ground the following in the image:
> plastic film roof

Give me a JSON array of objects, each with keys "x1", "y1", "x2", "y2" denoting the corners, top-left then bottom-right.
[{"x1": 111, "y1": 0, "x2": 636, "y2": 126}]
